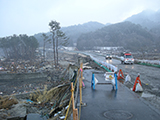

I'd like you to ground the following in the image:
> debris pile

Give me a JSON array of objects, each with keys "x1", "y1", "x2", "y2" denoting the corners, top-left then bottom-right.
[
  {"x1": 0, "y1": 59, "x2": 53, "y2": 73},
  {"x1": 0, "y1": 77, "x2": 72, "y2": 120},
  {"x1": 0, "y1": 51, "x2": 93, "y2": 120},
  {"x1": 0, "y1": 96, "x2": 18, "y2": 109}
]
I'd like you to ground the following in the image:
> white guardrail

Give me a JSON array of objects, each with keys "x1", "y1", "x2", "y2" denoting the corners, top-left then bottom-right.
[
  {"x1": 115, "y1": 55, "x2": 160, "y2": 65},
  {"x1": 90, "y1": 55, "x2": 118, "y2": 72}
]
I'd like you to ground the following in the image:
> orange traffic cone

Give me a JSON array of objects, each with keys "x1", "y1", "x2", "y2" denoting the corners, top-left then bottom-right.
[
  {"x1": 117, "y1": 69, "x2": 124, "y2": 80},
  {"x1": 132, "y1": 75, "x2": 142, "y2": 91}
]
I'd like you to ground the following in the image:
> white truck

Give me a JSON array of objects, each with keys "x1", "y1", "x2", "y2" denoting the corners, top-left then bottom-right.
[{"x1": 121, "y1": 53, "x2": 134, "y2": 64}]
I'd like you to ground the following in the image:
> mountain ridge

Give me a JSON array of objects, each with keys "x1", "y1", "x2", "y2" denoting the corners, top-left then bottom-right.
[
  {"x1": 125, "y1": 9, "x2": 160, "y2": 29},
  {"x1": 34, "y1": 9, "x2": 160, "y2": 52},
  {"x1": 77, "y1": 21, "x2": 159, "y2": 52},
  {"x1": 34, "y1": 21, "x2": 107, "y2": 46}
]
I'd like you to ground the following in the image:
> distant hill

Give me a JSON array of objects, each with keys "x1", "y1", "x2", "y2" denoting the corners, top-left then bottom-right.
[
  {"x1": 125, "y1": 9, "x2": 160, "y2": 29},
  {"x1": 34, "y1": 21, "x2": 106, "y2": 47},
  {"x1": 61, "y1": 21, "x2": 106, "y2": 46},
  {"x1": 125, "y1": 9, "x2": 160, "y2": 49},
  {"x1": 34, "y1": 10, "x2": 160, "y2": 52},
  {"x1": 77, "y1": 21, "x2": 159, "y2": 52},
  {"x1": 34, "y1": 32, "x2": 51, "y2": 47}
]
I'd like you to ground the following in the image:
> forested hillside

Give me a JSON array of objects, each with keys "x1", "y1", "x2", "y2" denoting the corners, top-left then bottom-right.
[
  {"x1": 125, "y1": 9, "x2": 160, "y2": 29},
  {"x1": 34, "y1": 21, "x2": 105, "y2": 47},
  {"x1": 61, "y1": 21, "x2": 105, "y2": 46},
  {"x1": 33, "y1": 10, "x2": 160, "y2": 53},
  {"x1": 125, "y1": 9, "x2": 160, "y2": 37},
  {"x1": 0, "y1": 34, "x2": 39, "y2": 60},
  {"x1": 77, "y1": 21, "x2": 160, "y2": 52}
]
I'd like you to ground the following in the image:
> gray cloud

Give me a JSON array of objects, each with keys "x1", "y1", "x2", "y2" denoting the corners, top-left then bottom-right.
[{"x1": 0, "y1": 0, "x2": 160, "y2": 37}]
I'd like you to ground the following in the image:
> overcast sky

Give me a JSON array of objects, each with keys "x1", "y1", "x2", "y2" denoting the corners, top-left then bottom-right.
[{"x1": 0, "y1": 0, "x2": 160, "y2": 37}]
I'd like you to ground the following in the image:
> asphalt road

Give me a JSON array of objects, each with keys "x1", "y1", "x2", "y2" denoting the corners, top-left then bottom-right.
[
  {"x1": 62, "y1": 50, "x2": 160, "y2": 111},
  {"x1": 88, "y1": 52, "x2": 160, "y2": 95},
  {"x1": 82, "y1": 51, "x2": 160, "y2": 111},
  {"x1": 81, "y1": 69, "x2": 160, "y2": 120}
]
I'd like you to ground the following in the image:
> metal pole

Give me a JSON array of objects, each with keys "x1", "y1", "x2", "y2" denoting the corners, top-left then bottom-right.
[
  {"x1": 114, "y1": 73, "x2": 118, "y2": 90},
  {"x1": 91, "y1": 73, "x2": 95, "y2": 89}
]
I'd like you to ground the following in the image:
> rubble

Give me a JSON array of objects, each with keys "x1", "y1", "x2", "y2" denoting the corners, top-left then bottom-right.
[
  {"x1": 0, "y1": 96, "x2": 18, "y2": 109},
  {"x1": 0, "y1": 51, "x2": 88, "y2": 119}
]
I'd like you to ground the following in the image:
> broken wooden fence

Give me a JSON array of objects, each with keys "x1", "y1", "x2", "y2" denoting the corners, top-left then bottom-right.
[{"x1": 64, "y1": 62, "x2": 84, "y2": 120}]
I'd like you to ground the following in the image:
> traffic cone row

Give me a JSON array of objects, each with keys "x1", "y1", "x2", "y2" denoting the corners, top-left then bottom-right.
[{"x1": 117, "y1": 69, "x2": 143, "y2": 92}]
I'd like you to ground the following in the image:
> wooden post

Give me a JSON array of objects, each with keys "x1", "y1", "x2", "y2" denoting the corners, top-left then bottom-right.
[
  {"x1": 71, "y1": 82, "x2": 75, "y2": 110},
  {"x1": 71, "y1": 82, "x2": 79, "y2": 120},
  {"x1": 80, "y1": 62, "x2": 83, "y2": 104},
  {"x1": 73, "y1": 109, "x2": 78, "y2": 120},
  {"x1": 80, "y1": 62, "x2": 83, "y2": 82}
]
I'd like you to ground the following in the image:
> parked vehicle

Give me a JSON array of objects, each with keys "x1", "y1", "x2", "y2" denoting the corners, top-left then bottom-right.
[
  {"x1": 0, "y1": 67, "x2": 4, "y2": 70},
  {"x1": 106, "y1": 54, "x2": 112, "y2": 59},
  {"x1": 121, "y1": 53, "x2": 134, "y2": 64}
]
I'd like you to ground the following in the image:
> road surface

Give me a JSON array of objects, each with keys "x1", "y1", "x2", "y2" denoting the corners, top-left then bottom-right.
[
  {"x1": 85, "y1": 51, "x2": 160, "y2": 111},
  {"x1": 81, "y1": 69, "x2": 160, "y2": 120}
]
